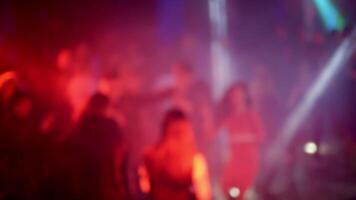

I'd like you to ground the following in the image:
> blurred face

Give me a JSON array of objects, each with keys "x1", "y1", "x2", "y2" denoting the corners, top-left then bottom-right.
[
  {"x1": 57, "y1": 49, "x2": 72, "y2": 70},
  {"x1": 230, "y1": 87, "x2": 248, "y2": 113},
  {"x1": 166, "y1": 119, "x2": 194, "y2": 145},
  {"x1": 14, "y1": 98, "x2": 32, "y2": 119}
]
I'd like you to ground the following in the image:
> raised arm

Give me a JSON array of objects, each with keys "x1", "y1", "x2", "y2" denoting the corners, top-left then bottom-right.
[{"x1": 193, "y1": 153, "x2": 212, "y2": 200}]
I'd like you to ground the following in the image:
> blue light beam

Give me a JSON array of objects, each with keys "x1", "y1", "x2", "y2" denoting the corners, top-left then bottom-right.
[{"x1": 313, "y1": 0, "x2": 346, "y2": 32}]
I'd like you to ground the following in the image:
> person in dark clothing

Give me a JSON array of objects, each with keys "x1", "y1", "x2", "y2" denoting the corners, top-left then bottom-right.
[
  {"x1": 73, "y1": 92, "x2": 126, "y2": 200},
  {"x1": 114, "y1": 69, "x2": 174, "y2": 199},
  {"x1": 0, "y1": 91, "x2": 38, "y2": 200}
]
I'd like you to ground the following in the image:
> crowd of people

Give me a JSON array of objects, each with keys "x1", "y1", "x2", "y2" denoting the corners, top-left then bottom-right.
[
  {"x1": 1, "y1": 33, "x2": 355, "y2": 199},
  {"x1": 0, "y1": 40, "x2": 269, "y2": 200},
  {"x1": 1, "y1": 1, "x2": 356, "y2": 199}
]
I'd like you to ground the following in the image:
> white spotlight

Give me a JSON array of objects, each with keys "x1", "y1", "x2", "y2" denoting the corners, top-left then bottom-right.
[
  {"x1": 280, "y1": 29, "x2": 356, "y2": 143},
  {"x1": 304, "y1": 142, "x2": 318, "y2": 154},
  {"x1": 209, "y1": 0, "x2": 232, "y2": 100},
  {"x1": 229, "y1": 187, "x2": 240, "y2": 199},
  {"x1": 265, "y1": 28, "x2": 356, "y2": 173}
]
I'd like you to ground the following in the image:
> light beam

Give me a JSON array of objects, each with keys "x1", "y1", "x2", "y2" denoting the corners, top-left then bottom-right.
[
  {"x1": 209, "y1": 0, "x2": 232, "y2": 100},
  {"x1": 268, "y1": 28, "x2": 356, "y2": 164},
  {"x1": 313, "y1": 0, "x2": 346, "y2": 32}
]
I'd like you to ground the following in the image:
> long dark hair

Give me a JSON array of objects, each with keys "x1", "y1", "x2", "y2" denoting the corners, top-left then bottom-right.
[
  {"x1": 218, "y1": 82, "x2": 252, "y2": 122},
  {"x1": 161, "y1": 108, "x2": 187, "y2": 140}
]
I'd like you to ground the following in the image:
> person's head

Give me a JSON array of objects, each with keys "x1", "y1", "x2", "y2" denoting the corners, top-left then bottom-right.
[
  {"x1": 161, "y1": 108, "x2": 195, "y2": 145},
  {"x1": 10, "y1": 92, "x2": 32, "y2": 119},
  {"x1": 224, "y1": 82, "x2": 251, "y2": 114},
  {"x1": 158, "y1": 109, "x2": 197, "y2": 176},
  {"x1": 87, "y1": 92, "x2": 110, "y2": 115},
  {"x1": 56, "y1": 49, "x2": 72, "y2": 71}
]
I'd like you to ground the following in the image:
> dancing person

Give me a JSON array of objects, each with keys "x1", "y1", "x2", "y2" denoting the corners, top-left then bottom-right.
[
  {"x1": 114, "y1": 67, "x2": 175, "y2": 199},
  {"x1": 219, "y1": 82, "x2": 265, "y2": 199},
  {"x1": 139, "y1": 108, "x2": 211, "y2": 200},
  {"x1": 168, "y1": 63, "x2": 214, "y2": 152},
  {"x1": 73, "y1": 92, "x2": 127, "y2": 200},
  {"x1": 0, "y1": 91, "x2": 38, "y2": 199}
]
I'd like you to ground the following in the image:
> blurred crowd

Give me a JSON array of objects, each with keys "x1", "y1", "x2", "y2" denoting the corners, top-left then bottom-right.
[
  {"x1": 1, "y1": 1, "x2": 356, "y2": 199},
  {"x1": 0, "y1": 34, "x2": 356, "y2": 200},
  {"x1": 0, "y1": 38, "x2": 272, "y2": 200}
]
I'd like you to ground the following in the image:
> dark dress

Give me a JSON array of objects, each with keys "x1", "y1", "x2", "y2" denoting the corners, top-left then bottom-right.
[{"x1": 74, "y1": 113, "x2": 124, "y2": 200}]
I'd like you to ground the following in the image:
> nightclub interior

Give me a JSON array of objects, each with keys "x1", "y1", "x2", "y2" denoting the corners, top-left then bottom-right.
[{"x1": 0, "y1": 0, "x2": 355, "y2": 199}]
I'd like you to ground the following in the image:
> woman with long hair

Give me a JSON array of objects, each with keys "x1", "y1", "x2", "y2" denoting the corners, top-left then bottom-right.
[
  {"x1": 219, "y1": 82, "x2": 265, "y2": 199},
  {"x1": 139, "y1": 108, "x2": 211, "y2": 200}
]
